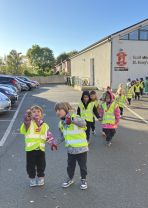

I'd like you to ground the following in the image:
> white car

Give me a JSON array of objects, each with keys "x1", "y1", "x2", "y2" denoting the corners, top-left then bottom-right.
[{"x1": 0, "y1": 92, "x2": 11, "y2": 112}]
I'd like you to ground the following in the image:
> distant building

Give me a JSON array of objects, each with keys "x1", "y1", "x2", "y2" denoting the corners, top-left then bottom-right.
[
  {"x1": 55, "y1": 58, "x2": 71, "y2": 75},
  {"x1": 70, "y1": 19, "x2": 148, "y2": 90}
]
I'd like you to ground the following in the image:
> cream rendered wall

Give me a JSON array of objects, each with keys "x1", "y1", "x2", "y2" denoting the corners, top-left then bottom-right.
[
  {"x1": 112, "y1": 36, "x2": 148, "y2": 89},
  {"x1": 71, "y1": 41, "x2": 111, "y2": 89}
]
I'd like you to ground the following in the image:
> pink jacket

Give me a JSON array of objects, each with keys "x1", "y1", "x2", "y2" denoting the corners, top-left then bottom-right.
[{"x1": 99, "y1": 102, "x2": 120, "y2": 129}]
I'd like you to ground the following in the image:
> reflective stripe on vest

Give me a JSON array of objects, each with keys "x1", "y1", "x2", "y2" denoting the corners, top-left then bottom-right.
[
  {"x1": 59, "y1": 114, "x2": 88, "y2": 148},
  {"x1": 21, "y1": 121, "x2": 49, "y2": 151},
  {"x1": 79, "y1": 102, "x2": 94, "y2": 122},
  {"x1": 102, "y1": 102, "x2": 116, "y2": 124}
]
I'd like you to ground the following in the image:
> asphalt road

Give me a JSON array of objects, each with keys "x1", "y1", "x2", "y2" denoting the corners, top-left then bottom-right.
[{"x1": 0, "y1": 84, "x2": 148, "y2": 208}]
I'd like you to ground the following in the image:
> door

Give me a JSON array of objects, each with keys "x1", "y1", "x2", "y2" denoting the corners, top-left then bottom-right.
[{"x1": 90, "y1": 58, "x2": 95, "y2": 85}]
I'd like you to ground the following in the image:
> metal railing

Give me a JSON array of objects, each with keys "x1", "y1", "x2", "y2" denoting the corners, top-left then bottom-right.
[{"x1": 66, "y1": 76, "x2": 90, "y2": 86}]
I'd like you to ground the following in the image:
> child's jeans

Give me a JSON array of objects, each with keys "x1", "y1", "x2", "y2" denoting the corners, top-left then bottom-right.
[
  {"x1": 67, "y1": 152, "x2": 87, "y2": 180},
  {"x1": 103, "y1": 128, "x2": 116, "y2": 142},
  {"x1": 26, "y1": 150, "x2": 46, "y2": 178}
]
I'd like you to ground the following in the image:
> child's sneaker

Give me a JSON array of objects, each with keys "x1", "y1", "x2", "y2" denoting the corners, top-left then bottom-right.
[
  {"x1": 80, "y1": 179, "x2": 87, "y2": 190},
  {"x1": 101, "y1": 131, "x2": 106, "y2": 138},
  {"x1": 62, "y1": 178, "x2": 74, "y2": 188},
  {"x1": 30, "y1": 178, "x2": 37, "y2": 187},
  {"x1": 106, "y1": 141, "x2": 112, "y2": 147},
  {"x1": 37, "y1": 177, "x2": 45, "y2": 186},
  {"x1": 92, "y1": 130, "x2": 96, "y2": 135}
]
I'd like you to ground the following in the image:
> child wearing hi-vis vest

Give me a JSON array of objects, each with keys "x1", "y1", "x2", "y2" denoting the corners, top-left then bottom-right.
[
  {"x1": 99, "y1": 91, "x2": 120, "y2": 147},
  {"x1": 134, "y1": 81, "x2": 141, "y2": 100},
  {"x1": 126, "y1": 84, "x2": 135, "y2": 106},
  {"x1": 115, "y1": 87, "x2": 126, "y2": 117},
  {"x1": 20, "y1": 105, "x2": 57, "y2": 187},
  {"x1": 77, "y1": 91, "x2": 100, "y2": 143},
  {"x1": 90, "y1": 90, "x2": 100, "y2": 135},
  {"x1": 55, "y1": 102, "x2": 88, "y2": 190}
]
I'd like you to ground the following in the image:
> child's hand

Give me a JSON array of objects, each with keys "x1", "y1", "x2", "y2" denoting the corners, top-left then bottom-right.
[
  {"x1": 24, "y1": 109, "x2": 32, "y2": 121},
  {"x1": 51, "y1": 143, "x2": 58, "y2": 151},
  {"x1": 65, "y1": 114, "x2": 72, "y2": 125}
]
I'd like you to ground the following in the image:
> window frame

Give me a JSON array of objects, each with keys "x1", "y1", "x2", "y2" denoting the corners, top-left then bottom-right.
[{"x1": 120, "y1": 25, "x2": 148, "y2": 41}]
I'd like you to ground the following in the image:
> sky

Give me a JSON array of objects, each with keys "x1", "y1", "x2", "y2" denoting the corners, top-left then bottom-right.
[{"x1": 0, "y1": 0, "x2": 148, "y2": 58}]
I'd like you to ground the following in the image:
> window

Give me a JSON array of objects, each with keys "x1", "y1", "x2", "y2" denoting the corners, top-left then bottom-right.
[
  {"x1": 120, "y1": 25, "x2": 148, "y2": 41},
  {"x1": 139, "y1": 30, "x2": 148, "y2": 40},
  {"x1": 140, "y1": 25, "x2": 148, "y2": 30},
  {"x1": 121, "y1": 34, "x2": 128, "y2": 40},
  {"x1": 129, "y1": 30, "x2": 138, "y2": 40}
]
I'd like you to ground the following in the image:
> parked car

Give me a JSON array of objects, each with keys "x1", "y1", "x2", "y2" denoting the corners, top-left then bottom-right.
[
  {"x1": 0, "y1": 84, "x2": 18, "y2": 94},
  {"x1": 0, "y1": 92, "x2": 11, "y2": 112},
  {"x1": 15, "y1": 78, "x2": 29, "y2": 91},
  {"x1": 0, "y1": 86, "x2": 18, "y2": 104},
  {"x1": 15, "y1": 77, "x2": 36, "y2": 90},
  {"x1": 0, "y1": 75, "x2": 21, "y2": 92},
  {"x1": 18, "y1": 76, "x2": 40, "y2": 87}
]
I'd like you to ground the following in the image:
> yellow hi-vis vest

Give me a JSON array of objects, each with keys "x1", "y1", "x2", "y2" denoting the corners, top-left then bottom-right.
[
  {"x1": 20, "y1": 120, "x2": 49, "y2": 152},
  {"x1": 102, "y1": 102, "x2": 117, "y2": 124},
  {"x1": 92, "y1": 100, "x2": 99, "y2": 109},
  {"x1": 115, "y1": 95, "x2": 126, "y2": 108},
  {"x1": 79, "y1": 102, "x2": 94, "y2": 122},
  {"x1": 127, "y1": 87, "x2": 134, "y2": 99},
  {"x1": 135, "y1": 85, "x2": 140, "y2": 93},
  {"x1": 140, "y1": 81, "x2": 144, "y2": 89},
  {"x1": 59, "y1": 114, "x2": 88, "y2": 148}
]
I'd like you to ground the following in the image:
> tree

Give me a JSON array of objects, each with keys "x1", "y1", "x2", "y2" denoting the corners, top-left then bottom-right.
[
  {"x1": 56, "y1": 50, "x2": 78, "y2": 65},
  {"x1": 56, "y1": 53, "x2": 69, "y2": 65},
  {"x1": 6, "y1": 50, "x2": 23, "y2": 75},
  {"x1": 27, "y1": 45, "x2": 55, "y2": 71}
]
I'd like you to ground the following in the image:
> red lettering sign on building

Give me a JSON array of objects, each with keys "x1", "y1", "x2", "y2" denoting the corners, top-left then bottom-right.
[{"x1": 116, "y1": 51, "x2": 127, "y2": 66}]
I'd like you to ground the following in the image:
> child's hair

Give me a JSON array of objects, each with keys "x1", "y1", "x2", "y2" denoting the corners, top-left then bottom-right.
[
  {"x1": 90, "y1": 90, "x2": 96, "y2": 95},
  {"x1": 30, "y1": 105, "x2": 43, "y2": 114},
  {"x1": 107, "y1": 86, "x2": 111, "y2": 90},
  {"x1": 54, "y1": 102, "x2": 73, "y2": 113},
  {"x1": 104, "y1": 91, "x2": 111, "y2": 101},
  {"x1": 117, "y1": 83, "x2": 125, "y2": 95}
]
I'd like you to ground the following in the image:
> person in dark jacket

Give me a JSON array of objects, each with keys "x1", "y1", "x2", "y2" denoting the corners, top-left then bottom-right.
[{"x1": 77, "y1": 91, "x2": 100, "y2": 143}]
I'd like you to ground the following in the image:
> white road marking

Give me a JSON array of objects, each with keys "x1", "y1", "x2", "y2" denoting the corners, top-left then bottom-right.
[
  {"x1": 0, "y1": 93, "x2": 27, "y2": 147},
  {"x1": 124, "y1": 105, "x2": 148, "y2": 125}
]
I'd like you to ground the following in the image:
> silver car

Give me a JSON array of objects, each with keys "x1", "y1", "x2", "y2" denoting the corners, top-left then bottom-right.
[{"x1": 0, "y1": 92, "x2": 11, "y2": 112}]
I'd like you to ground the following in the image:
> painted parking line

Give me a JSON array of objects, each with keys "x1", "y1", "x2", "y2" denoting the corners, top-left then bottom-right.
[
  {"x1": 124, "y1": 105, "x2": 148, "y2": 125},
  {"x1": 0, "y1": 92, "x2": 27, "y2": 147}
]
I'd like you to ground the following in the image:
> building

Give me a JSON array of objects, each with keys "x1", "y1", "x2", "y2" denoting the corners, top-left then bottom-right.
[
  {"x1": 70, "y1": 19, "x2": 148, "y2": 90},
  {"x1": 54, "y1": 58, "x2": 71, "y2": 75}
]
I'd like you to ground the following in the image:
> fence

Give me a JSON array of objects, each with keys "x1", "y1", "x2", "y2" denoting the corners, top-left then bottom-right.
[{"x1": 28, "y1": 75, "x2": 66, "y2": 84}]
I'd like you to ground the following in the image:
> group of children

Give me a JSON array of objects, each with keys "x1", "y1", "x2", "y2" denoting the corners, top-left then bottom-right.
[
  {"x1": 20, "y1": 80, "x2": 147, "y2": 189},
  {"x1": 20, "y1": 77, "x2": 148, "y2": 189},
  {"x1": 126, "y1": 78, "x2": 146, "y2": 101},
  {"x1": 20, "y1": 86, "x2": 123, "y2": 190}
]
